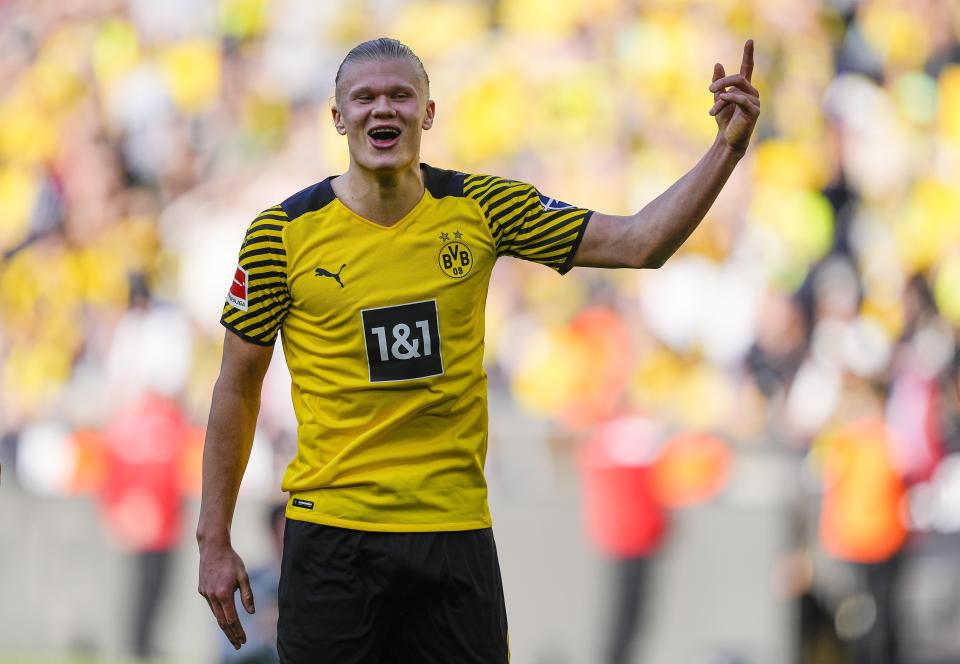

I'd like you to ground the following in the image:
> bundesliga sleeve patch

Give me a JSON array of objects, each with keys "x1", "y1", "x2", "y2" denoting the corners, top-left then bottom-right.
[
  {"x1": 537, "y1": 191, "x2": 575, "y2": 211},
  {"x1": 227, "y1": 265, "x2": 249, "y2": 311}
]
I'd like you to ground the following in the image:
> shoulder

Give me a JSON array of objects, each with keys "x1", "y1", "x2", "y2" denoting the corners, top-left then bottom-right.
[
  {"x1": 459, "y1": 172, "x2": 537, "y2": 211},
  {"x1": 278, "y1": 177, "x2": 337, "y2": 221},
  {"x1": 420, "y1": 163, "x2": 469, "y2": 199}
]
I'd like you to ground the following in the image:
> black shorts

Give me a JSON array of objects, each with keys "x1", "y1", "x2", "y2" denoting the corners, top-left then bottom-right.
[{"x1": 277, "y1": 520, "x2": 509, "y2": 664}]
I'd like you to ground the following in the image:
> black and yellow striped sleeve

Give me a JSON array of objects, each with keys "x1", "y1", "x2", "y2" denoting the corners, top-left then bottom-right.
[
  {"x1": 220, "y1": 206, "x2": 291, "y2": 346},
  {"x1": 463, "y1": 174, "x2": 592, "y2": 274}
]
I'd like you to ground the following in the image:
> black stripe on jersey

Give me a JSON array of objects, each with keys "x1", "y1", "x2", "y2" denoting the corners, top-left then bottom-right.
[
  {"x1": 502, "y1": 218, "x2": 583, "y2": 253},
  {"x1": 558, "y1": 211, "x2": 591, "y2": 274},
  {"x1": 224, "y1": 300, "x2": 287, "y2": 331},
  {"x1": 463, "y1": 174, "x2": 505, "y2": 199},
  {"x1": 253, "y1": 213, "x2": 287, "y2": 223},
  {"x1": 242, "y1": 270, "x2": 286, "y2": 283},
  {"x1": 245, "y1": 291, "x2": 290, "y2": 309},
  {"x1": 506, "y1": 208, "x2": 583, "y2": 242},
  {"x1": 221, "y1": 289, "x2": 289, "y2": 325},
  {"x1": 463, "y1": 177, "x2": 502, "y2": 202},
  {"x1": 463, "y1": 174, "x2": 496, "y2": 194},
  {"x1": 242, "y1": 235, "x2": 284, "y2": 250},
  {"x1": 244, "y1": 258, "x2": 287, "y2": 270},
  {"x1": 489, "y1": 198, "x2": 540, "y2": 238},
  {"x1": 489, "y1": 203, "x2": 541, "y2": 249},
  {"x1": 248, "y1": 279, "x2": 288, "y2": 295},
  {"x1": 222, "y1": 319, "x2": 276, "y2": 347},
  {"x1": 240, "y1": 245, "x2": 285, "y2": 260},
  {"x1": 246, "y1": 223, "x2": 284, "y2": 234},
  {"x1": 477, "y1": 180, "x2": 525, "y2": 210}
]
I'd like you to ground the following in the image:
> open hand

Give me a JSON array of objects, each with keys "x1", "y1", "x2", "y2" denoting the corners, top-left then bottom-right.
[
  {"x1": 709, "y1": 40, "x2": 760, "y2": 155},
  {"x1": 198, "y1": 542, "x2": 255, "y2": 650}
]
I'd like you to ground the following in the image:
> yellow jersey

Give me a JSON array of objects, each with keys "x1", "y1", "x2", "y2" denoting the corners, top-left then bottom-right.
[{"x1": 221, "y1": 164, "x2": 592, "y2": 531}]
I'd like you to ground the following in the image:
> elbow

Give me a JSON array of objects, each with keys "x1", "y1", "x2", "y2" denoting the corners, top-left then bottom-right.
[
  {"x1": 642, "y1": 255, "x2": 668, "y2": 269},
  {"x1": 632, "y1": 249, "x2": 670, "y2": 270}
]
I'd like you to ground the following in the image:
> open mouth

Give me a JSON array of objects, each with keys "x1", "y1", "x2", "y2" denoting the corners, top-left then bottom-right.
[{"x1": 367, "y1": 126, "x2": 401, "y2": 149}]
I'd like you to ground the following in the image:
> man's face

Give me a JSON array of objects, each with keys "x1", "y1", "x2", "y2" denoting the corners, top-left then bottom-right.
[{"x1": 332, "y1": 58, "x2": 435, "y2": 174}]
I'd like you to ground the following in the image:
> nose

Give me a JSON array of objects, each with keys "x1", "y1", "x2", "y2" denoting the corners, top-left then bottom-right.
[{"x1": 371, "y1": 94, "x2": 396, "y2": 117}]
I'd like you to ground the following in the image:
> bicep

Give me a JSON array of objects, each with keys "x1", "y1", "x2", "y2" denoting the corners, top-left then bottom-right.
[
  {"x1": 573, "y1": 212, "x2": 651, "y2": 269},
  {"x1": 216, "y1": 329, "x2": 275, "y2": 398}
]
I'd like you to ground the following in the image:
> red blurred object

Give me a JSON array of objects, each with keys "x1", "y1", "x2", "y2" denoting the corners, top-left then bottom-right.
[
  {"x1": 98, "y1": 393, "x2": 190, "y2": 552},
  {"x1": 559, "y1": 307, "x2": 631, "y2": 430},
  {"x1": 650, "y1": 432, "x2": 732, "y2": 508},
  {"x1": 580, "y1": 416, "x2": 667, "y2": 557}
]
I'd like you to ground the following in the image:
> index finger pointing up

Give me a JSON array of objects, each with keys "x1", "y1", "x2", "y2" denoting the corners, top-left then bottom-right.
[{"x1": 740, "y1": 39, "x2": 754, "y2": 83}]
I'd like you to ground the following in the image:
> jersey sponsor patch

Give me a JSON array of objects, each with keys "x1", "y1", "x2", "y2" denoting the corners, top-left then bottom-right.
[
  {"x1": 537, "y1": 192, "x2": 575, "y2": 211},
  {"x1": 292, "y1": 498, "x2": 314, "y2": 509},
  {"x1": 361, "y1": 300, "x2": 443, "y2": 382},
  {"x1": 227, "y1": 266, "x2": 248, "y2": 311}
]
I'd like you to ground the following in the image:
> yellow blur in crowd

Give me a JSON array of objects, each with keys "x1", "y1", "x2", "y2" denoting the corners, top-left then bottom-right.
[{"x1": 0, "y1": 0, "x2": 959, "y2": 502}]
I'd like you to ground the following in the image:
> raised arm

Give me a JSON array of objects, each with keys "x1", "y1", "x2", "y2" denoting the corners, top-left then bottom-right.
[
  {"x1": 197, "y1": 330, "x2": 274, "y2": 650},
  {"x1": 574, "y1": 40, "x2": 760, "y2": 270}
]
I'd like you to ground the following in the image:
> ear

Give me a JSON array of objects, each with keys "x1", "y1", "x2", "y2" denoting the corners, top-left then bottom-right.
[
  {"x1": 422, "y1": 99, "x2": 436, "y2": 131},
  {"x1": 331, "y1": 104, "x2": 347, "y2": 135}
]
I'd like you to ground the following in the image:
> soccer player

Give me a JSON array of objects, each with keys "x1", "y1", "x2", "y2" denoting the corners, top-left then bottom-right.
[{"x1": 197, "y1": 37, "x2": 760, "y2": 663}]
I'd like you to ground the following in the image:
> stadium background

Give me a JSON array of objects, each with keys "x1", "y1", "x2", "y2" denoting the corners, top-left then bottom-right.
[{"x1": 2, "y1": 0, "x2": 960, "y2": 662}]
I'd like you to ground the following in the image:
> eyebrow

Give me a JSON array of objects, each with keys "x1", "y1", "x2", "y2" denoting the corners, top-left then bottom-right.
[{"x1": 349, "y1": 83, "x2": 419, "y2": 97}]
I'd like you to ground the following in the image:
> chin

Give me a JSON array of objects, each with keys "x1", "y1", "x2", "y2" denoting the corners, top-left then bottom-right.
[{"x1": 356, "y1": 151, "x2": 418, "y2": 173}]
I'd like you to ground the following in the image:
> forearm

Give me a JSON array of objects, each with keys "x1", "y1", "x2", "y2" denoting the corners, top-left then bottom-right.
[
  {"x1": 631, "y1": 135, "x2": 743, "y2": 268},
  {"x1": 196, "y1": 378, "x2": 261, "y2": 547}
]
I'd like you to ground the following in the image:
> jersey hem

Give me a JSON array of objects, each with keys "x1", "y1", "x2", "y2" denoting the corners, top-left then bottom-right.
[
  {"x1": 284, "y1": 507, "x2": 493, "y2": 533},
  {"x1": 558, "y1": 210, "x2": 593, "y2": 275},
  {"x1": 221, "y1": 318, "x2": 275, "y2": 346}
]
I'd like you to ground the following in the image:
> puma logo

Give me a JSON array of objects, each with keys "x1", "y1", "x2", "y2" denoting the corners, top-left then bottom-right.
[{"x1": 315, "y1": 264, "x2": 346, "y2": 288}]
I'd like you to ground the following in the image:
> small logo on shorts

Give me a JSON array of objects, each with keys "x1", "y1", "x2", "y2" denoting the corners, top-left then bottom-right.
[{"x1": 292, "y1": 498, "x2": 314, "y2": 510}]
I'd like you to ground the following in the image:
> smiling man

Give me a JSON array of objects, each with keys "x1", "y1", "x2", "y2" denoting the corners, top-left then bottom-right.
[{"x1": 197, "y1": 37, "x2": 760, "y2": 664}]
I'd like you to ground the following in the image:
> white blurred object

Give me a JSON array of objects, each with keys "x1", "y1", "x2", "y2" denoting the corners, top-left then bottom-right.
[
  {"x1": 811, "y1": 316, "x2": 891, "y2": 377},
  {"x1": 106, "y1": 64, "x2": 178, "y2": 182},
  {"x1": 127, "y1": 0, "x2": 216, "y2": 42},
  {"x1": 260, "y1": 0, "x2": 341, "y2": 100},
  {"x1": 599, "y1": 415, "x2": 663, "y2": 467},
  {"x1": 105, "y1": 303, "x2": 192, "y2": 409},
  {"x1": 842, "y1": 317, "x2": 892, "y2": 377},
  {"x1": 824, "y1": 74, "x2": 913, "y2": 201},
  {"x1": 238, "y1": 427, "x2": 276, "y2": 498},
  {"x1": 908, "y1": 454, "x2": 960, "y2": 533},
  {"x1": 785, "y1": 359, "x2": 842, "y2": 437},
  {"x1": 172, "y1": 209, "x2": 248, "y2": 334},
  {"x1": 640, "y1": 256, "x2": 760, "y2": 366},
  {"x1": 16, "y1": 422, "x2": 75, "y2": 496}
]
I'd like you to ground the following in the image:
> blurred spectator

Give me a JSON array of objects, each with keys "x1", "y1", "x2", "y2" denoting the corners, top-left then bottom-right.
[
  {"x1": 816, "y1": 382, "x2": 908, "y2": 664},
  {"x1": 580, "y1": 415, "x2": 668, "y2": 664},
  {"x1": 98, "y1": 391, "x2": 191, "y2": 659}
]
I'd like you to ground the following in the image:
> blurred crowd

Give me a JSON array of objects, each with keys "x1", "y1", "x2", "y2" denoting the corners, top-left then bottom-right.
[{"x1": 2, "y1": 0, "x2": 960, "y2": 661}]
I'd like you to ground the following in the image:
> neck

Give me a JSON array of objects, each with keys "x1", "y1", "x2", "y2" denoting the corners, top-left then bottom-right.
[{"x1": 333, "y1": 162, "x2": 425, "y2": 226}]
